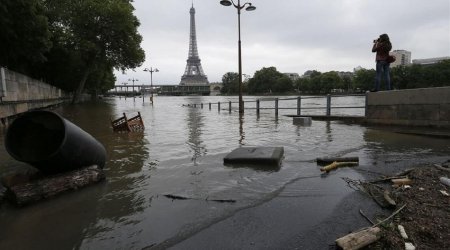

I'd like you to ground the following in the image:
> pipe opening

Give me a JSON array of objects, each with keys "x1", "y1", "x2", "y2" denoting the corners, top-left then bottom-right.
[{"x1": 6, "y1": 111, "x2": 65, "y2": 162}]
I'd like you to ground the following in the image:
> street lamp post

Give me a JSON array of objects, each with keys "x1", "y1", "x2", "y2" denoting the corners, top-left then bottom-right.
[
  {"x1": 220, "y1": 0, "x2": 256, "y2": 114},
  {"x1": 144, "y1": 67, "x2": 159, "y2": 104},
  {"x1": 128, "y1": 78, "x2": 138, "y2": 101}
]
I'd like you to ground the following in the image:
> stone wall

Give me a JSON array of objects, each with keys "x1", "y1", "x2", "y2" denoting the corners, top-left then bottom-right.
[
  {"x1": 366, "y1": 87, "x2": 450, "y2": 128},
  {"x1": 0, "y1": 67, "x2": 69, "y2": 123}
]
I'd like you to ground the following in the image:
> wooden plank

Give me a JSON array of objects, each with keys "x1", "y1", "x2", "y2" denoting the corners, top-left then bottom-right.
[
  {"x1": 8, "y1": 165, "x2": 105, "y2": 206},
  {"x1": 317, "y1": 157, "x2": 359, "y2": 165},
  {"x1": 335, "y1": 227, "x2": 381, "y2": 250}
]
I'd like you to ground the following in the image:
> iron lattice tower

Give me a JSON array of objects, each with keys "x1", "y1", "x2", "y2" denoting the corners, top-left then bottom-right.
[{"x1": 180, "y1": 4, "x2": 209, "y2": 85}]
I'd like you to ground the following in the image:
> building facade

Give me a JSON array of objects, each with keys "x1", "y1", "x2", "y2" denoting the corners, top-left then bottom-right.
[
  {"x1": 390, "y1": 50, "x2": 411, "y2": 67},
  {"x1": 412, "y1": 56, "x2": 450, "y2": 65},
  {"x1": 283, "y1": 73, "x2": 300, "y2": 82}
]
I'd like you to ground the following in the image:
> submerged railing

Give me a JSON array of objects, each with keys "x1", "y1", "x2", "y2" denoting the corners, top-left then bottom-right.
[{"x1": 186, "y1": 94, "x2": 368, "y2": 117}]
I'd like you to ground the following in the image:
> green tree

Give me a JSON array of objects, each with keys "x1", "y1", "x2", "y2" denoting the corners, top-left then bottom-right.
[
  {"x1": 274, "y1": 75, "x2": 293, "y2": 93},
  {"x1": 220, "y1": 72, "x2": 239, "y2": 94},
  {"x1": 294, "y1": 77, "x2": 310, "y2": 93},
  {"x1": 390, "y1": 60, "x2": 450, "y2": 90},
  {"x1": 320, "y1": 71, "x2": 342, "y2": 93},
  {"x1": 341, "y1": 75, "x2": 353, "y2": 92},
  {"x1": 0, "y1": 0, "x2": 51, "y2": 73},
  {"x1": 247, "y1": 67, "x2": 291, "y2": 94},
  {"x1": 40, "y1": 0, "x2": 145, "y2": 102},
  {"x1": 353, "y1": 69, "x2": 375, "y2": 91}
]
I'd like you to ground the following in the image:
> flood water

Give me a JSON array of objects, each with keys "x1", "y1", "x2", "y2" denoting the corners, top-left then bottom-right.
[{"x1": 0, "y1": 95, "x2": 449, "y2": 249}]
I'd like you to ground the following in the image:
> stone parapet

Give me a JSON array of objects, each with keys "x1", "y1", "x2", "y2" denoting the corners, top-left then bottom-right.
[
  {"x1": 366, "y1": 87, "x2": 450, "y2": 128},
  {"x1": 0, "y1": 67, "x2": 69, "y2": 123}
]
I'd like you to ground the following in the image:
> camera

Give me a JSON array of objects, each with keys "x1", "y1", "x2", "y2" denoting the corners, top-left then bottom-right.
[{"x1": 373, "y1": 39, "x2": 379, "y2": 43}]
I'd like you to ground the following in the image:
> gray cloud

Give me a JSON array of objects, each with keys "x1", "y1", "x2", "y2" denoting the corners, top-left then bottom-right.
[{"x1": 115, "y1": 0, "x2": 450, "y2": 85}]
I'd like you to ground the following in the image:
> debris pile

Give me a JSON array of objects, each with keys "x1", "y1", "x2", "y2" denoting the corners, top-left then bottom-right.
[{"x1": 337, "y1": 162, "x2": 450, "y2": 250}]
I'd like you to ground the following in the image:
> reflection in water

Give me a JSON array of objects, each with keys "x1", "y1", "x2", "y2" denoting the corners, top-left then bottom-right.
[
  {"x1": 363, "y1": 128, "x2": 450, "y2": 167},
  {"x1": 60, "y1": 101, "x2": 151, "y2": 247},
  {"x1": 185, "y1": 99, "x2": 206, "y2": 164},
  {"x1": 325, "y1": 121, "x2": 332, "y2": 142},
  {"x1": 238, "y1": 112, "x2": 245, "y2": 145}
]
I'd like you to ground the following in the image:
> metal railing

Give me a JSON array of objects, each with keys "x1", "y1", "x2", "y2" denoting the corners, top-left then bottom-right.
[{"x1": 186, "y1": 93, "x2": 368, "y2": 117}]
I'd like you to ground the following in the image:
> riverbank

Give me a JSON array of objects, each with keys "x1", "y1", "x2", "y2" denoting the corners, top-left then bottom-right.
[{"x1": 367, "y1": 163, "x2": 450, "y2": 250}]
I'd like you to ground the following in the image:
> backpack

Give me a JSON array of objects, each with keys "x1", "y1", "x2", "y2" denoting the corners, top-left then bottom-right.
[{"x1": 387, "y1": 55, "x2": 396, "y2": 63}]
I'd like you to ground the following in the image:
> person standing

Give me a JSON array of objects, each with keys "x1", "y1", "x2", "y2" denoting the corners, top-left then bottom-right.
[{"x1": 372, "y1": 33, "x2": 392, "y2": 91}]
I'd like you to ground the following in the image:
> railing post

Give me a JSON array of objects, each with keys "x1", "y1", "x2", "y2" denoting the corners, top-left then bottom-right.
[
  {"x1": 229, "y1": 101, "x2": 232, "y2": 113},
  {"x1": 365, "y1": 91, "x2": 368, "y2": 117},
  {"x1": 326, "y1": 94, "x2": 331, "y2": 116},
  {"x1": 256, "y1": 99, "x2": 260, "y2": 116},
  {"x1": 209, "y1": 102, "x2": 211, "y2": 110},
  {"x1": 194, "y1": 104, "x2": 196, "y2": 108},
  {"x1": 201, "y1": 103, "x2": 203, "y2": 109},
  {"x1": 218, "y1": 102, "x2": 220, "y2": 112},
  {"x1": 297, "y1": 96, "x2": 301, "y2": 116},
  {"x1": 275, "y1": 98, "x2": 279, "y2": 117}
]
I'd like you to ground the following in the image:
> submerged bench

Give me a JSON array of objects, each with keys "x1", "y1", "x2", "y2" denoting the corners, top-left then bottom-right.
[{"x1": 111, "y1": 112, "x2": 144, "y2": 132}]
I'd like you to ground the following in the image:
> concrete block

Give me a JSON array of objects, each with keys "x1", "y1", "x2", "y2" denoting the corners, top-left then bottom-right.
[
  {"x1": 397, "y1": 104, "x2": 440, "y2": 121},
  {"x1": 224, "y1": 147, "x2": 284, "y2": 166},
  {"x1": 367, "y1": 87, "x2": 450, "y2": 106},
  {"x1": 293, "y1": 117, "x2": 312, "y2": 126},
  {"x1": 366, "y1": 105, "x2": 398, "y2": 120}
]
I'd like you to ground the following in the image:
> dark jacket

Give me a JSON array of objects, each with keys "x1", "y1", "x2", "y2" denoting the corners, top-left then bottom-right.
[{"x1": 372, "y1": 41, "x2": 391, "y2": 61}]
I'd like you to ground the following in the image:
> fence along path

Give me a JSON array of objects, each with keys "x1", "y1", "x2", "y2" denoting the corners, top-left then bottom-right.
[{"x1": 185, "y1": 94, "x2": 367, "y2": 118}]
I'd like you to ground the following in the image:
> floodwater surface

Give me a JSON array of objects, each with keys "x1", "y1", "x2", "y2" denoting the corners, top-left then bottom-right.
[{"x1": 0, "y1": 96, "x2": 449, "y2": 249}]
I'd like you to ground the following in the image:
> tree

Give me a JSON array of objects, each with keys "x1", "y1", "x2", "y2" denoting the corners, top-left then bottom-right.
[
  {"x1": 341, "y1": 75, "x2": 353, "y2": 92},
  {"x1": 353, "y1": 69, "x2": 375, "y2": 91},
  {"x1": 247, "y1": 67, "x2": 292, "y2": 94},
  {"x1": 274, "y1": 75, "x2": 293, "y2": 93},
  {"x1": 294, "y1": 77, "x2": 310, "y2": 93},
  {"x1": 320, "y1": 71, "x2": 342, "y2": 93},
  {"x1": 221, "y1": 72, "x2": 239, "y2": 95},
  {"x1": 0, "y1": 0, "x2": 51, "y2": 74},
  {"x1": 40, "y1": 0, "x2": 145, "y2": 102}
]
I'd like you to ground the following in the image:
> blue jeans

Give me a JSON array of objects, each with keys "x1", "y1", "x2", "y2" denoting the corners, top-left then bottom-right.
[{"x1": 374, "y1": 60, "x2": 391, "y2": 91}]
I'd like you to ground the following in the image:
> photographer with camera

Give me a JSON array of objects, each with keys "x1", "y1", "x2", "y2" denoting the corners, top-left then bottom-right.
[{"x1": 371, "y1": 33, "x2": 392, "y2": 91}]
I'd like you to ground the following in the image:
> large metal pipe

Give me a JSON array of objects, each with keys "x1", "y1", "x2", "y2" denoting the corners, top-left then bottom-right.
[{"x1": 5, "y1": 110, "x2": 106, "y2": 174}]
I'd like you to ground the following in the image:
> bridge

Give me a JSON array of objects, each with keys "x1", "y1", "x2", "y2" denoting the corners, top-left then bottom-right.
[{"x1": 108, "y1": 84, "x2": 218, "y2": 96}]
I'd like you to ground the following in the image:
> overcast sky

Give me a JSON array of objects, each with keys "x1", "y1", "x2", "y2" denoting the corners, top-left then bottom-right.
[{"x1": 114, "y1": 0, "x2": 450, "y2": 85}]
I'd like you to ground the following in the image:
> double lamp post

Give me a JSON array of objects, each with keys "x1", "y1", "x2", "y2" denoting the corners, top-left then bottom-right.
[
  {"x1": 144, "y1": 67, "x2": 159, "y2": 104},
  {"x1": 220, "y1": 0, "x2": 256, "y2": 114}
]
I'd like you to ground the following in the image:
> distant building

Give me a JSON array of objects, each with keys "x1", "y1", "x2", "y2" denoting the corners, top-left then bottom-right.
[
  {"x1": 209, "y1": 82, "x2": 222, "y2": 96},
  {"x1": 353, "y1": 66, "x2": 364, "y2": 72},
  {"x1": 390, "y1": 50, "x2": 412, "y2": 67},
  {"x1": 337, "y1": 71, "x2": 354, "y2": 78},
  {"x1": 412, "y1": 56, "x2": 450, "y2": 65},
  {"x1": 283, "y1": 73, "x2": 300, "y2": 82},
  {"x1": 302, "y1": 70, "x2": 317, "y2": 78}
]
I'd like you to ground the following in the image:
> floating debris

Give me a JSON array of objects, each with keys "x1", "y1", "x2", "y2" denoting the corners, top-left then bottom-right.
[
  {"x1": 320, "y1": 161, "x2": 358, "y2": 172},
  {"x1": 111, "y1": 112, "x2": 144, "y2": 132}
]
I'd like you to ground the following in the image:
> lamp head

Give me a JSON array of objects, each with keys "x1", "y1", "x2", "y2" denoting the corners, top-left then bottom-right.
[
  {"x1": 220, "y1": 0, "x2": 232, "y2": 6},
  {"x1": 245, "y1": 4, "x2": 256, "y2": 11}
]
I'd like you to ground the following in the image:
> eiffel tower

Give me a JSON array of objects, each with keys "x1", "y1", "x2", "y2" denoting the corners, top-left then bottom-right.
[{"x1": 180, "y1": 4, "x2": 208, "y2": 86}]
